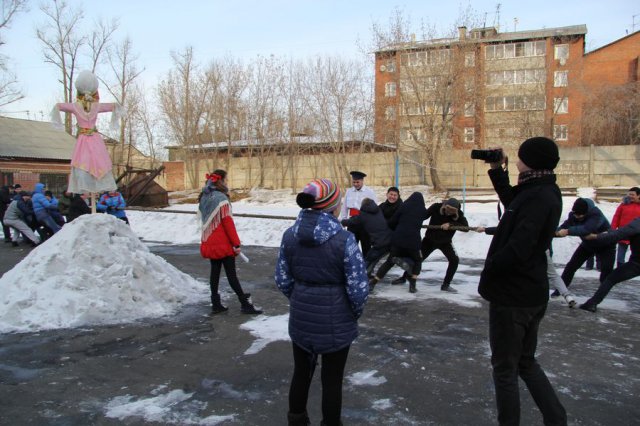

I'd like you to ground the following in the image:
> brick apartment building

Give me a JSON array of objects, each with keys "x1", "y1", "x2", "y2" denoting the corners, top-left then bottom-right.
[{"x1": 374, "y1": 25, "x2": 640, "y2": 154}]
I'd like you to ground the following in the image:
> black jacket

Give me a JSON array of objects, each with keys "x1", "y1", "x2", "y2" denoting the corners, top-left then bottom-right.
[
  {"x1": 379, "y1": 198, "x2": 403, "y2": 224},
  {"x1": 67, "y1": 195, "x2": 91, "y2": 222},
  {"x1": 389, "y1": 192, "x2": 429, "y2": 251},
  {"x1": 0, "y1": 186, "x2": 11, "y2": 216},
  {"x1": 341, "y1": 199, "x2": 391, "y2": 248},
  {"x1": 478, "y1": 167, "x2": 562, "y2": 307},
  {"x1": 595, "y1": 217, "x2": 640, "y2": 264},
  {"x1": 423, "y1": 203, "x2": 469, "y2": 245}
]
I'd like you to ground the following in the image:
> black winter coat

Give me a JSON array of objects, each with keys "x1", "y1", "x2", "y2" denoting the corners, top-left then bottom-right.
[
  {"x1": 379, "y1": 198, "x2": 403, "y2": 223},
  {"x1": 389, "y1": 192, "x2": 429, "y2": 251},
  {"x1": 67, "y1": 195, "x2": 91, "y2": 222},
  {"x1": 423, "y1": 203, "x2": 469, "y2": 245},
  {"x1": 341, "y1": 198, "x2": 391, "y2": 248},
  {"x1": 478, "y1": 167, "x2": 562, "y2": 307},
  {"x1": 0, "y1": 186, "x2": 11, "y2": 216}
]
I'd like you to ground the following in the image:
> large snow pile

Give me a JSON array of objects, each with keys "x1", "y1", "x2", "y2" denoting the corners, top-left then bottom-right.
[{"x1": 0, "y1": 214, "x2": 206, "y2": 333}]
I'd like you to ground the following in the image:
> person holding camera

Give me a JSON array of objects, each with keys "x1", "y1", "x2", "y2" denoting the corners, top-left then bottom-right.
[{"x1": 476, "y1": 137, "x2": 567, "y2": 425}]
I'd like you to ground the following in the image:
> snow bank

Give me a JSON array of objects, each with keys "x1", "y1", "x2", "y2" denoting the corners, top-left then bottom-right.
[{"x1": 0, "y1": 214, "x2": 206, "y2": 333}]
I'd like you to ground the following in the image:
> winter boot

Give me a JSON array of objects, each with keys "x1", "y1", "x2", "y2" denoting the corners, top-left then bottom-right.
[
  {"x1": 287, "y1": 411, "x2": 310, "y2": 426},
  {"x1": 240, "y1": 294, "x2": 263, "y2": 315},
  {"x1": 408, "y1": 278, "x2": 417, "y2": 293},
  {"x1": 368, "y1": 277, "x2": 379, "y2": 293},
  {"x1": 563, "y1": 293, "x2": 576, "y2": 308},
  {"x1": 392, "y1": 273, "x2": 407, "y2": 285},
  {"x1": 210, "y1": 293, "x2": 228, "y2": 315},
  {"x1": 441, "y1": 283, "x2": 457, "y2": 293},
  {"x1": 579, "y1": 302, "x2": 597, "y2": 313}
]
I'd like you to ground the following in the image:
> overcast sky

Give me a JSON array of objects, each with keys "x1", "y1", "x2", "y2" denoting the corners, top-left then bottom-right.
[{"x1": 2, "y1": 0, "x2": 638, "y2": 120}]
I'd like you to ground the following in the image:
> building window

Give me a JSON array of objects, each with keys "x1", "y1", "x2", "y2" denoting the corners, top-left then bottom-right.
[
  {"x1": 486, "y1": 41, "x2": 545, "y2": 60},
  {"x1": 485, "y1": 95, "x2": 546, "y2": 112},
  {"x1": 464, "y1": 102, "x2": 475, "y2": 117},
  {"x1": 487, "y1": 68, "x2": 546, "y2": 86},
  {"x1": 385, "y1": 106, "x2": 396, "y2": 120},
  {"x1": 553, "y1": 97, "x2": 568, "y2": 114},
  {"x1": 387, "y1": 60, "x2": 396, "y2": 73},
  {"x1": 553, "y1": 124, "x2": 568, "y2": 141},
  {"x1": 465, "y1": 52, "x2": 475, "y2": 67},
  {"x1": 554, "y1": 70, "x2": 568, "y2": 87},
  {"x1": 555, "y1": 44, "x2": 569, "y2": 64},
  {"x1": 464, "y1": 127, "x2": 475, "y2": 143},
  {"x1": 385, "y1": 82, "x2": 396, "y2": 97}
]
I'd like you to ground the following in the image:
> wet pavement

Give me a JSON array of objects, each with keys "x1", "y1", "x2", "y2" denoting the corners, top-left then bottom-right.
[{"x1": 1, "y1": 241, "x2": 639, "y2": 425}]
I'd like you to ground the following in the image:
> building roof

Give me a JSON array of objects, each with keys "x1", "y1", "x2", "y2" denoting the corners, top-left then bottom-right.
[
  {"x1": 166, "y1": 134, "x2": 381, "y2": 151},
  {"x1": 0, "y1": 116, "x2": 76, "y2": 160},
  {"x1": 585, "y1": 29, "x2": 640, "y2": 55},
  {"x1": 376, "y1": 24, "x2": 588, "y2": 53}
]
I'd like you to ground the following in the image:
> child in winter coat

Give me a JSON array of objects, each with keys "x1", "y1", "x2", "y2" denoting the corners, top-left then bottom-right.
[
  {"x1": 96, "y1": 190, "x2": 129, "y2": 224},
  {"x1": 199, "y1": 169, "x2": 261, "y2": 315},
  {"x1": 275, "y1": 178, "x2": 368, "y2": 426}
]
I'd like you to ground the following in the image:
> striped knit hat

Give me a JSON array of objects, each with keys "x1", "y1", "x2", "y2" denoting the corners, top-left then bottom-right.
[{"x1": 296, "y1": 178, "x2": 342, "y2": 212}]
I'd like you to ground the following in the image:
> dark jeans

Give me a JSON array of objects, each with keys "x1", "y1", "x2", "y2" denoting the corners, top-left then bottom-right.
[
  {"x1": 561, "y1": 243, "x2": 615, "y2": 287},
  {"x1": 421, "y1": 240, "x2": 459, "y2": 285},
  {"x1": 375, "y1": 246, "x2": 422, "y2": 278},
  {"x1": 348, "y1": 224, "x2": 371, "y2": 257},
  {"x1": 289, "y1": 342, "x2": 350, "y2": 426},
  {"x1": 616, "y1": 243, "x2": 629, "y2": 266},
  {"x1": 209, "y1": 257, "x2": 245, "y2": 299},
  {"x1": 365, "y1": 245, "x2": 390, "y2": 276},
  {"x1": 489, "y1": 303, "x2": 566, "y2": 426},
  {"x1": 37, "y1": 215, "x2": 61, "y2": 234},
  {"x1": 587, "y1": 260, "x2": 640, "y2": 306}
]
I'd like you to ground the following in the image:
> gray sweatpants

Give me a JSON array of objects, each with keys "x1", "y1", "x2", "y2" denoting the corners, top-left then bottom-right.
[{"x1": 4, "y1": 218, "x2": 40, "y2": 244}]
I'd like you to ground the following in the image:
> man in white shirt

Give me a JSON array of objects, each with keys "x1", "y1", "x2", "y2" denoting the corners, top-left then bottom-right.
[{"x1": 340, "y1": 171, "x2": 377, "y2": 256}]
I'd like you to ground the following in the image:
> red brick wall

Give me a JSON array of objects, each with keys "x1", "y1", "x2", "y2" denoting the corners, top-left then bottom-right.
[
  {"x1": 162, "y1": 161, "x2": 185, "y2": 191},
  {"x1": 583, "y1": 32, "x2": 640, "y2": 87},
  {"x1": 0, "y1": 160, "x2": 71, "y2": 191}
]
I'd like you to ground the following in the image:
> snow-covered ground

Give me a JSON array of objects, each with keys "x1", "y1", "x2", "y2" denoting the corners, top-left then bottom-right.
[
  {"x1": 0, "y1": 186, "x2": 636, "y2": 424},
  {"x1": 0, "y1": 185, "x2": 627, "y2": 336}
]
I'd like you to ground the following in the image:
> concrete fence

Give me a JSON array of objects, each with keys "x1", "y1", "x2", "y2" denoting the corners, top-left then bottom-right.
[{"x1": 171, "y1": 144, "x2": 640, "y2": 191}]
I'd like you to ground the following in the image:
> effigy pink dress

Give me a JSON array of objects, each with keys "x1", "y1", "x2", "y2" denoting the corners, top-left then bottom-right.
[{"x1": 55, "y1": 102, "x2": 118, "y2": 194}]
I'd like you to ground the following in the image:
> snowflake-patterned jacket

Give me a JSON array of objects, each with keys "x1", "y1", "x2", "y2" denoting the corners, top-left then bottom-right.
[{"x1": 275, "y1": 208, "x2": 368, "y2": 354}]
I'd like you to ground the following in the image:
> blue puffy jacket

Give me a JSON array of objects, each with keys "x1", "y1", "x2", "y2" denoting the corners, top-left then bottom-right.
[
  {"x1": 275, "y1": 209, "x2": 368, "y2": 354},
  {"x1": 96, "y1": 192, "x2": 127, "y2": 219},
  {"x1": 31, "y1": 183, "x2": 57, "y2": 220}
]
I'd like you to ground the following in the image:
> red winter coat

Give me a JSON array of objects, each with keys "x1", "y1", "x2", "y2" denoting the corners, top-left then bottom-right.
[
  {"x1": 200, "y1": 215, "x2": 241, "y2": 259},
  {"x1": 611, "y1": 202, "x2": 640, "y2": 245}
]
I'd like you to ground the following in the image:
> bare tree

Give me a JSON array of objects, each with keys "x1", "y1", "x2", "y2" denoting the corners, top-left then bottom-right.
[
  {"x1": 157, "y1": 47, "x2": 215, "y2": 188},
  {"x1": 370, "y1": 6, "x2": 481, "y2": 191},
  {"x1": 0, "y1": 0, "x2": 27, "y2": 107},
  {"x1": 37, "y1": 0, "x2": 85, "y2": 133},
  {"x1": 103, "y1": 36, "x2": 143, "y2": 175},
  {"x1": 582, "y1": 82, "x2": 640, "y2": 146},
  {"x1": 297, "y1": 55, "x2": 373, "y2": 186}
]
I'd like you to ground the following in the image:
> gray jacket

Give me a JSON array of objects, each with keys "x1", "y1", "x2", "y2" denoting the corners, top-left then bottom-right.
[{"x1": 3, "y1": 200, "x2": 23, "y2": 222}]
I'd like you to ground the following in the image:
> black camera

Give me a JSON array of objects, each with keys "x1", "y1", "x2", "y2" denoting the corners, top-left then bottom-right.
[{"x1": 471, "y1": 149, "x2": 503, "y2": 163}]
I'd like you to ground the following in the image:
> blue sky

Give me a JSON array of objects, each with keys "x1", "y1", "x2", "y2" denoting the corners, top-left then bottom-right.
[{"x1": 2, "y1": 0, "x2": 638, "y2": 120}]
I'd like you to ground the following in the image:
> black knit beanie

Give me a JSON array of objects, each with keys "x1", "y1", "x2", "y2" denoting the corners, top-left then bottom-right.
[
  {"x1": 517, "y1": 137, "x2": 560, "y2": 170},
  {"x1": 572, "y1": 198, "x2": 589, "y2": 215}
]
